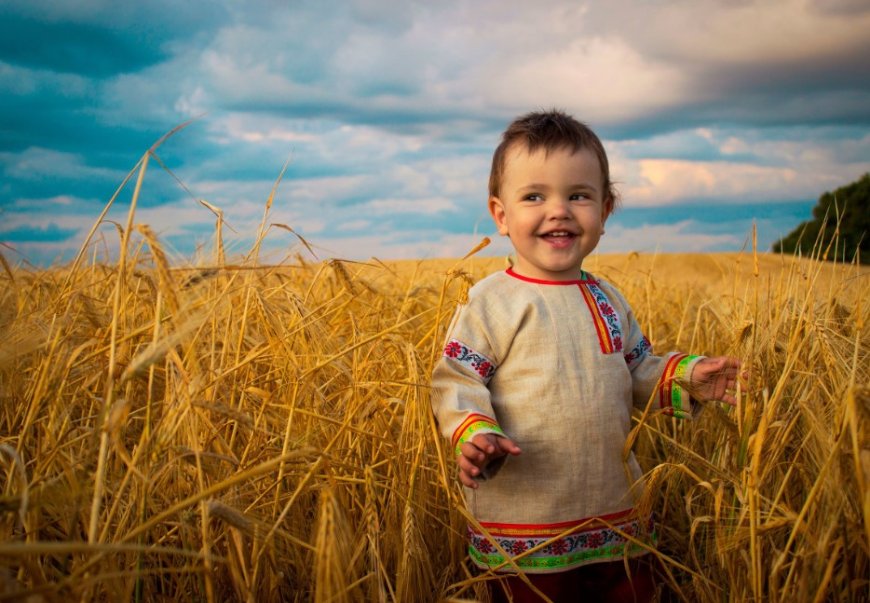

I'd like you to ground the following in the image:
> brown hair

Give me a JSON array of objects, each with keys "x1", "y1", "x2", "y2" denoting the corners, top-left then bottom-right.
[{"x1": 488, "y1": 109, "x2": 618, "y2": 208}]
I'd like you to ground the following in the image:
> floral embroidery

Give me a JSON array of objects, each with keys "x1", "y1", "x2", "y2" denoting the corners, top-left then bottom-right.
[
  {"x1": 444, "y1": 340, "x2": 462, "y2": 358},
  {"x1": 443, "y1": 339, "x2": 496, "y2": 381},
  {"x1": 467, "y1": 512, "x2": 655, "y2": 572},
  {"x1": 624, "y1": 336, "x2": 652, "y2": 370},
  {"x1": 587, "y1": 283, "x2": 622, "y2": 351},
  {"x1": 548, "y1": 539, "x2": 568, "y2": 555},
  {"x1": 578, "y1": 281, "x2": 623, "y2": 354},
  {"x1": 476, "y1": 539, "x2": 494, "y2": 554},
  {"x1": 509, "y1": 540, "x2": 528, "y2": 555}
]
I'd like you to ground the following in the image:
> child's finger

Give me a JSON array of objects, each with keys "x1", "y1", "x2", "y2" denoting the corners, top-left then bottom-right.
[
  {"x1": 459, "y1": 442, "x2": 486, "y2": 466},
  {"x1": 457, "y1": 454, "x2": 482, "y2": 477},
  {"x1": 495, "y1": 436, "x2": 522, "y2": 456},
  {"x1": 458, "y1": 468, "x2": 479, "y2": 489},
  {"x1": 470, "y1": 433, "x2": 497, "y2": 454},
  {"x1": 456, "y1": 442, "x2": 486, "y2": 468},
  {"x1": 720, "y1": 393, "x2": 738, "y2": 406}
]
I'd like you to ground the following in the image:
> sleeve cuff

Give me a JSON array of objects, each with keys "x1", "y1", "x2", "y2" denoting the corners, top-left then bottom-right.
[
  {"x1": 659, "y1": 354, "x2": 705, "y2": 419},
  {"x1": 451, "y1": 413, "x2": 504, "y2": 455}
]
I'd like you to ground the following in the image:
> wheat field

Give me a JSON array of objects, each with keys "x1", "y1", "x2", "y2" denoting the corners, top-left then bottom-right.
[{"x1": 0, "y1": 167, "x2": 867, "y2": 601}]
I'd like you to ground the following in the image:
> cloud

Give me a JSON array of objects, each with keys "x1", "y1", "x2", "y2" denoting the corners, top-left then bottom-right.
[
  {"x1": 585, "y1": 0, "x2": 870, "y2": 75},
  {"x1": 0, "y1": 222, "x2": 78, "y2": 243},
  {"x1": 1, "y1": 147, "x2": 123, "y2": 181},
  {"x1": 609, "y1": 125, "x2": 870, "y2": 206},
  {"x1": 149, "y1": 0, "x2": 870, "y2": 157},
  {"x1": 810, "y1": 0, "x2": 870, "y2": 16},
  {"x1": 626, "y1": 159, "x2": 800, "y2": 206},
  {"x1": 0, "y1": 14, "x2": 168, "y2": 77},
  {"x1": 597, "y1": 221, "x2": 743, "y2": 254},
  {"x1": 586, "y1": 1, "x2": 870, "y2": 132},
  {"x1": 2, "y1": 0, "x2": 870, "y2": 267},
  {"x1": 0, "y1": 1, "x2": 230, "y2": 74},
  {"x1": 337, "y1": 220, "x2": 372, "y2": 232},
  {"x1": 301, "y1": 231, "x2": 507, "y2": 263},
  {"x1": 363, "y1": 197, "x2": 459, "y2": 215}
]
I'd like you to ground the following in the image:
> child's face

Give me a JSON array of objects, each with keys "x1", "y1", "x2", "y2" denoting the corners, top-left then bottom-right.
[{"x1": 489, "y1": 144, "x2": 612, "y2": 281}]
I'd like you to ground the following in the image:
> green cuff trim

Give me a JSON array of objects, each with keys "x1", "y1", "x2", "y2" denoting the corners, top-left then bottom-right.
[
  {"x1": 670, "y1": 354, "x2": 698, "y2": 417},
  {"x1": 452, "y1": 414, "x2": 504, "y2": 455},
  {"x1": 661, "y1": 354, "x2": 702, "y2": 419}
]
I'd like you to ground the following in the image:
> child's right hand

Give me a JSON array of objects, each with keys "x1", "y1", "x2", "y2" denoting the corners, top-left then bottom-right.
[{"x1": 457, "y1": 433, "x2": 521, "y2": 489}]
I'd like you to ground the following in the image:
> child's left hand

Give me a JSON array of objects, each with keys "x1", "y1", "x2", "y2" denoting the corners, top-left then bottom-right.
[{"x1": 690, "y1": 356, "x2": 742, "y2": 406}]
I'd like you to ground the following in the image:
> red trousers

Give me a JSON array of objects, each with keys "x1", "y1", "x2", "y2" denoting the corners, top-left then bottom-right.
[{"x1": 489, "y1": 557, "x2": 656, "y2": 603}]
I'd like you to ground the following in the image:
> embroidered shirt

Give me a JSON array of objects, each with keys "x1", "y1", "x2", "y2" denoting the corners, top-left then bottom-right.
[{"x1": 430, "y1": 268, "x2": 702, "y2": 573}]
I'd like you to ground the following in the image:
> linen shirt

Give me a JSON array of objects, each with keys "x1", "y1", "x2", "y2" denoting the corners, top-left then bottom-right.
[{"x1": 431, "y1": 268, "x2": 701, "y2": 573}]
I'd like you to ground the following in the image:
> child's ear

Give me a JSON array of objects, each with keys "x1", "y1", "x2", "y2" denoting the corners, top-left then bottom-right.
[
  {"x1": 488, "y1": 196, "x2": 509, "y2": 236},
  {"x1": 601, "y1": 195, "x2": 615, "y2": 225}
]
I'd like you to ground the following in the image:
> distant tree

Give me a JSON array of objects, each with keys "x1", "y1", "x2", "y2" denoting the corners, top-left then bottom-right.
[{"x1": 773, "y1": 173, "x2": 869, "y2": 264}]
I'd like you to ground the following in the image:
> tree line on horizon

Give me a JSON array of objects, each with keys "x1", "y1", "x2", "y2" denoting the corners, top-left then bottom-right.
[{"x1": 773, "y1": 172, "x2": 869, "y2": 264}]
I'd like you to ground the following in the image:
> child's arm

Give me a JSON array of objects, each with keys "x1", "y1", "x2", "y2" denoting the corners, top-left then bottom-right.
[
  {"x1": 602, "y1": 280, "x2": 740, "y2": 418},
  {"x1": 688, "y1": 356, "x2": 742, "y2": 406},
  {"x1": 431, "y1": 289, "x2": 519, "y2": 485},
  {"x1": 457, "y1": 433, "x2": 521, "y2": 489}
]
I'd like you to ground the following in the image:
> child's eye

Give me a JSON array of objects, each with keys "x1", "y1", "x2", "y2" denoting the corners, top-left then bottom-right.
[
  {"x1": 523, "y1": 193, "x2": 544, "y2": 202},
  {"x1": 569, "y1": 193, "x2": 590, "y2": 201}
]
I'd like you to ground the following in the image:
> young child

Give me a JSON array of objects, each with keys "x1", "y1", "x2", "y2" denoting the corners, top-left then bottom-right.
[{"x1": 430, "y1": 110, "x2": 741, "y2": 603}]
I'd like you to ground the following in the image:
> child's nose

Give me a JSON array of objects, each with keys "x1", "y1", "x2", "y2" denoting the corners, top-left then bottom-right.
[{"x1": 547, "y1": 197, "x2": 571, "y2": 219}]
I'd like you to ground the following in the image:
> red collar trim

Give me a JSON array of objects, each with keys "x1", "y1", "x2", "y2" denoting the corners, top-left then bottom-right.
[{"x1": 505, "y1": 267, "x2": 596, "y2": 285}]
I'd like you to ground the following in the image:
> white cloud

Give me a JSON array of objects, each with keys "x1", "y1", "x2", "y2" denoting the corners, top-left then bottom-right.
[
  {"x1": 363, "y1": 197, "x2": 458, "y2": 215},
  {"x1": 7, "y1": 194, "x2": 84, "y2": 208},
  {"x1": 308, "y1": 231, "x2": 508, "y2": 262},
  {"x1": 0, "y1": 211, "x2": 93, "y2": 234},
  {"x1": 336, "y1": 219, "x2": 371, "y2": 232},
  {"x1": 0, "y1": 147, "x2": 123, "y2": 181},
  {"x1": 623, "y1": 159, "x2": 800, "y2": 206},
  {"x1": 174, "y1": 85, "x2": 209, "y2": 117},
  {"x1": 475, "y1": 36, "x2": 689, "y2": 122},
  {"x1": 608, "y1": 127, "x2": 870, "y2": 206},
  {"x1": 597, "y1": 222, "x2": 742, "y2": 254}
]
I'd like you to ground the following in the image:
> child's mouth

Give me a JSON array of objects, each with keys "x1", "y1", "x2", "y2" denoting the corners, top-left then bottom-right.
[{"x1": 541, "y1": 231, "x2": 576, "y2": 247}]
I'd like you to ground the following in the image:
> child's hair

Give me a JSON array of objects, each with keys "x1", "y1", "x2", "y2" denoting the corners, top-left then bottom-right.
[{"x1": 488, "y1": 109, "x2": 618, "y2": 207}]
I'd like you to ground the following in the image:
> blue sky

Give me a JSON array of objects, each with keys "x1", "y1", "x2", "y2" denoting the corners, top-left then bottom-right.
[{"x1": 1, "y1": 0, "x2": 869, "y2": 267}]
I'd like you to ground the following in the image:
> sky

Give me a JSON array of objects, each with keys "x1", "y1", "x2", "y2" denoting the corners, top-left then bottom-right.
[{"x1": 1, "y1": 0, "x2": 869, "y2": 267}]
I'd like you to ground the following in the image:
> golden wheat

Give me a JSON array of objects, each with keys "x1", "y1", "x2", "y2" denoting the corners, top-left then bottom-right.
[{"x1": 0, "y1": 174, "x2": 867, "y2": 601}]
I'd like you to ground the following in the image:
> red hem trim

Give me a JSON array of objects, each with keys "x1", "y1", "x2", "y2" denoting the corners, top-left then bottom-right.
[
  {"x1": 477, "y1": 508, "x2": 636, "y2": 532},
  {"x1": 505, "y1": 267, "x2": 596, "y2": 285}
]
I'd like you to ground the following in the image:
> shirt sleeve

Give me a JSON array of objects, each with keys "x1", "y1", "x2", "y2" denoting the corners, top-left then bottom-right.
[
  {"x1": 430, "y1": 297, "x2": 507, "y2": 460},
  {"x1": 607, "y1": 282, "x2": 706, "y2": 419}
]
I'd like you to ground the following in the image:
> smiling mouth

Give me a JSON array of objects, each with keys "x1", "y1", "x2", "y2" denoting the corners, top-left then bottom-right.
[{"x1": 540, "y1": 231, "x2": 576, "y2": 239}]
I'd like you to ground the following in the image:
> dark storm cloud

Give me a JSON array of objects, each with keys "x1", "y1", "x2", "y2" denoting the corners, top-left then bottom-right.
[
  {"x1": 0, "y1": 1, "x2": 230, "y2": 59},
  {"x1": 0, "y1": 14, "x2": 169, "y2": 77}
]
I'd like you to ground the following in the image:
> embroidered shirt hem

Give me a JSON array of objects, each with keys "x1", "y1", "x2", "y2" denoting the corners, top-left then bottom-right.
[{"x1": 466, "y1": 509, "x2": 655, "y2": 574}]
